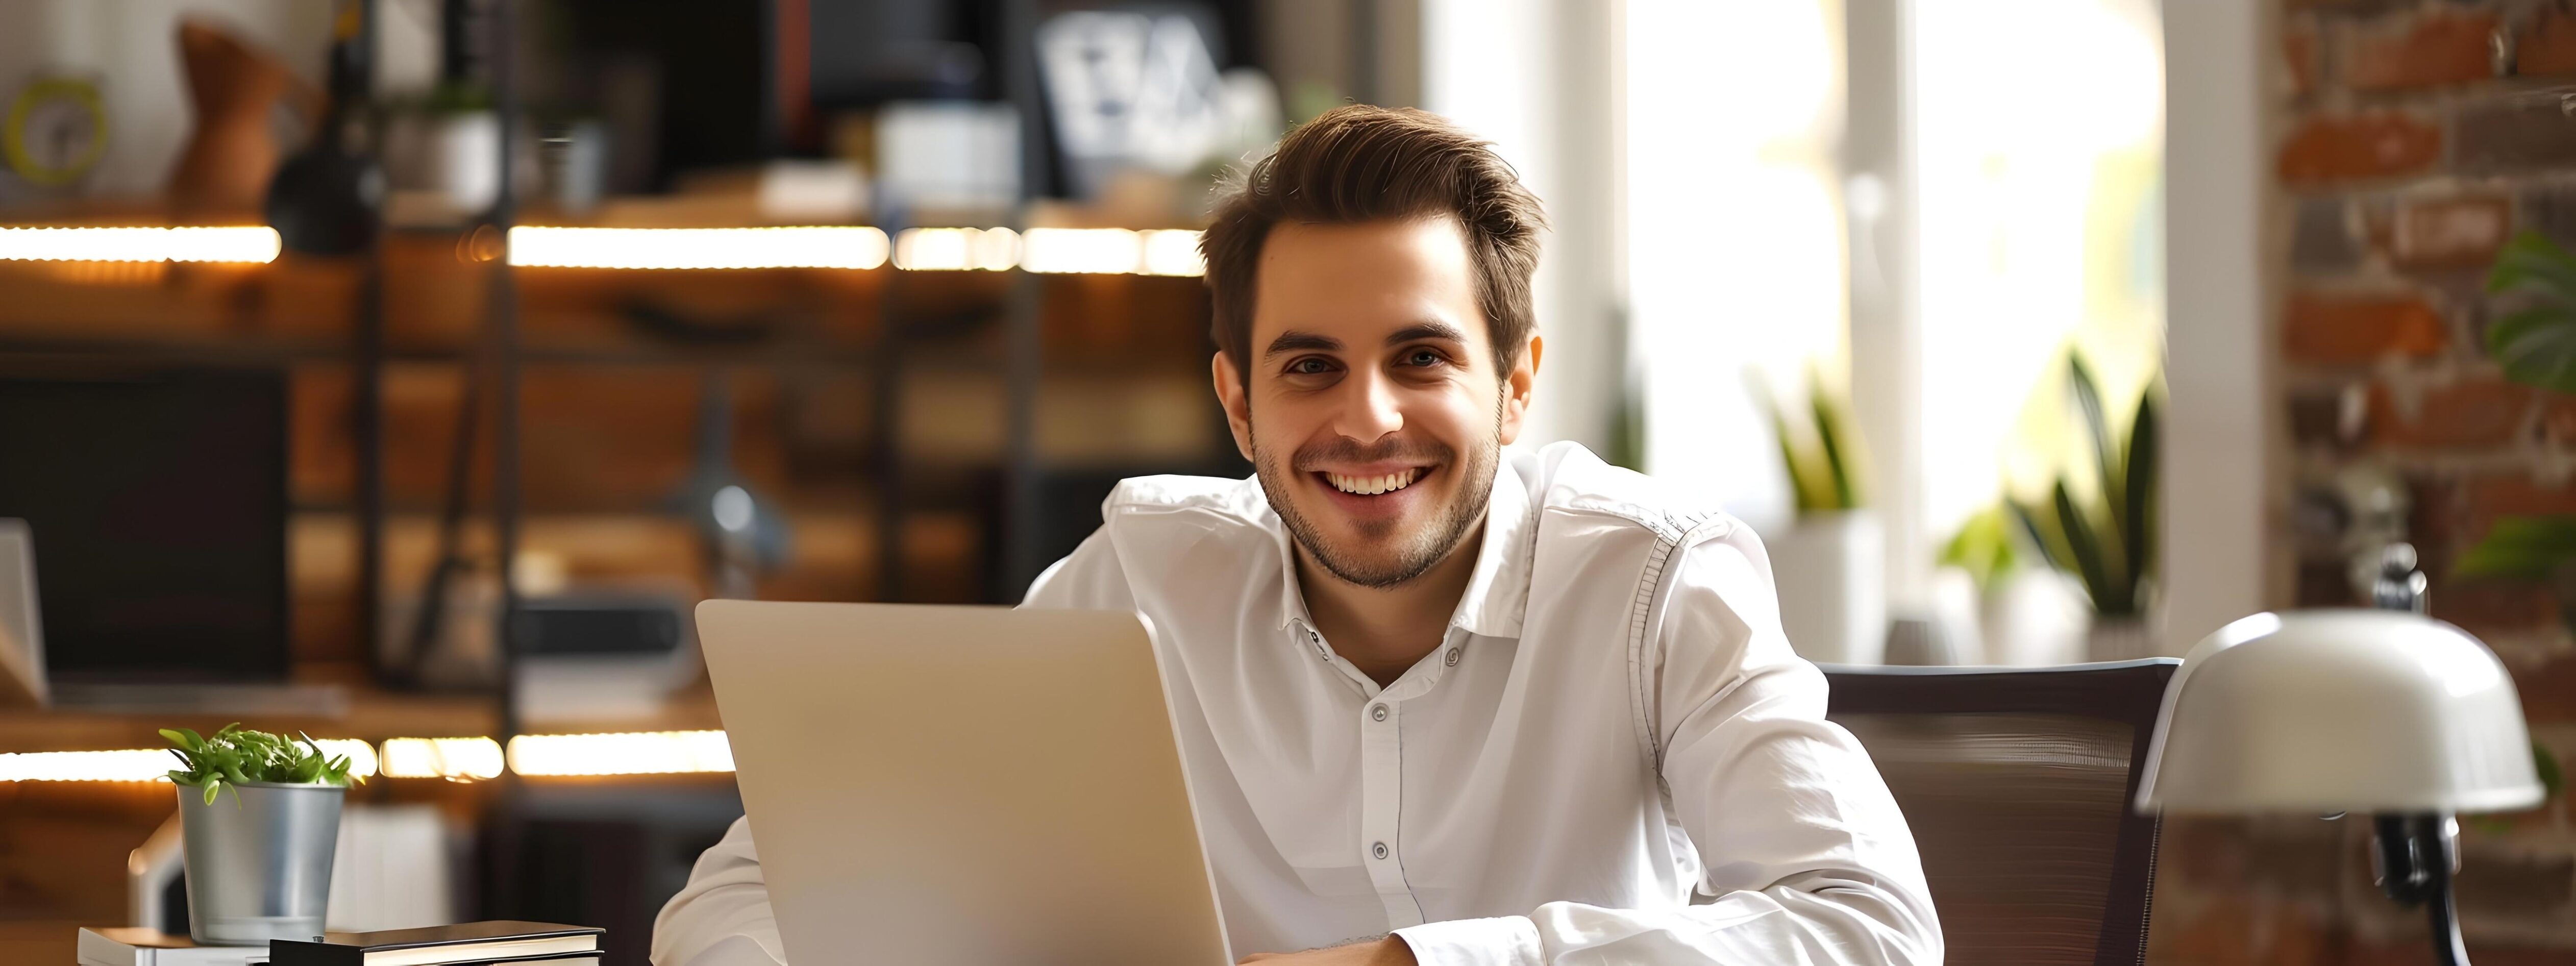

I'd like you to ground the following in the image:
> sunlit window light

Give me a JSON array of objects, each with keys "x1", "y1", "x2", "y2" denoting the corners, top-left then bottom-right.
[
  {"x1": 0, "y1": 226, "x2": 281, "y2": 264},
  {"x1": 506, "y1": 730, "x2": 735, "y2": 777},
  {"x1": 893, "y1": 227, "x2": 1021, "y2": 271},
  {"x1": 506, "y1": 226, "x2": 890, "y2": 270},
  {"x1": 0, "y1": 737, "x2": 378, "y2": 783},
  {"x1": 379, "y1": 737, "x2": 506, "y2": 781},
  {"x1": 1020, "y1": 228, "x2": 1141, "y2": 274},
  {"x1": 1139, "y1": 229, "x2": 1206, "y2": 277}
]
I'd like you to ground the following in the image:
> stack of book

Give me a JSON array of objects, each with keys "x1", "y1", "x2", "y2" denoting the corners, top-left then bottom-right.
[
  {"x1": 79, "y1": 922, "x2": 602, "y2": 966},
  {"x1": 77, "y1": 928, "x2": 264, "y2": 966}
]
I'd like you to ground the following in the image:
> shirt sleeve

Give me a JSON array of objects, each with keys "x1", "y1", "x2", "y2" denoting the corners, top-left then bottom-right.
[
  {"x1": 1019, "y1": 524, "x2": 1136, "y2": 610},
  {"x1": 651, "y1": 530, "x2": 1129, "y2": 965},
  {"x1": 1394, "y1": 527, "x2": 1943, "y2": 966},
  {"x1": 650, "y1": 816, "x2": 787, "y2": 966}
]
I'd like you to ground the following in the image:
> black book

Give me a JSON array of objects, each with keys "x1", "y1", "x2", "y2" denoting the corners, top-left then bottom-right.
[{"x1": 266, "y1": 922, "x2": 602, "y2": 966}]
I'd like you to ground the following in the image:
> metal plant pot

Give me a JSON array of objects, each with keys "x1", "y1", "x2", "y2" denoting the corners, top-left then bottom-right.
[{"x1": 175, "y1": 780, "x2": 343, "y2": 946}]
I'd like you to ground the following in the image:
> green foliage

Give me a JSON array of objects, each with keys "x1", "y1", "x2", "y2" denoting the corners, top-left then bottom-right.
[
  {"x1": 1756, "y1": 369, "x2": 1867, "y2": 514},
  {"x1": 2438, "y1": 235, "x2": 2574, "y2": 813},
  {"x1": 2485, "y1": 231, "x2": 2576, "y2": 394},
  {"x1": 2540, "y1": 740, "x2": 2566, "y2": 802},
  {"x1": 1940, "y1": 505, "x2": 2020, "y2": 592},
  {"x1": 2464, "y1": 232, "x2": 2576, "y2": 594},
  {"x1": 2455, "y1": 514, "x2": 2576, "y2": 580},
  {"x1": 2010, "y1": 354, "x2": 2161, "y2": 618},
  {"x1": 161, "y1": 723, "x2": 362, "y2": 806}
]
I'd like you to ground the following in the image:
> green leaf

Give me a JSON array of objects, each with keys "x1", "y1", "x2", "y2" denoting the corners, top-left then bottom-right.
[
  {"x1": 2455, "y1": 515, "x2": 2576, "y2": 579},
  {"x1": 2487, "y1": 230, "x2": 2576, "y2": 297},
  {"x1": 1756, "y1": 376, "x2": 1822, "y2": 512},
  {"x1": 2009, "y1": 498, "x2": 2071, "y2": 575},
  {"x1": 1940, "y1": 506, "x2": 2020, "y2": 590},
  {"x1": 2123, "y1": 390, "x2": 2160, "y2": 586},
  {"x1": 2485, "y1": 307, "x2": 2576, "y2": 394},
  {"x1": 158, "y1": 722, "x2": 370, "y2": 789},
  {"x1": 203, "y1": 783, "x2": 220, "y2": 806},
  {"x1": 2056, "y1": 480, "x2": 2124, "y2": 615},
  {"x1": 2537, "y1": 740, "x2": 2564, "y2": 801},
  {"x1": 1811, "y1": 386, "x2": 1857, "y2": 510},
  {"x1": 2068, "y1": 355, "x2": 2119, "y2": 510}
]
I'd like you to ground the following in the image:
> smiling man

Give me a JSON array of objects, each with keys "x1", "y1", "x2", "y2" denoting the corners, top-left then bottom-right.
[{"x1": 653, "y1": 106, "x2": 1940, "y2": 966}]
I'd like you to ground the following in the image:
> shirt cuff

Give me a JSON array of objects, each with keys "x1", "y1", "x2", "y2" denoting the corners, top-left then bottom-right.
[{"x1": 1393, "y1": 915, "x2": 1544, "y2": 966}]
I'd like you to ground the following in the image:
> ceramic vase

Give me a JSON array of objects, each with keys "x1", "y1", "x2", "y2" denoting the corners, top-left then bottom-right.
[{"x1": 1766, "y1": 510, "x2": 1887, "y2": 665}]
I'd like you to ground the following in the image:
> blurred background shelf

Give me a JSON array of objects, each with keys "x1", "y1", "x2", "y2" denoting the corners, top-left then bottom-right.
[{"x1": 0, "y1": 0, "x2": 1270, "y2": 958}]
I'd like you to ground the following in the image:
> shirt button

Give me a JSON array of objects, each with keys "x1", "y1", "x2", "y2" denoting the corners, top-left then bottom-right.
[
  {"x1": 1370, "y1": 704, "x2": 1388, "y2": 722},
  {"x1": 1372, "y1": 841, "x2": 1389, "y2": 860},
  {"x1": 1444, "y1": 648, "x2": 1460, "y2": 666}
]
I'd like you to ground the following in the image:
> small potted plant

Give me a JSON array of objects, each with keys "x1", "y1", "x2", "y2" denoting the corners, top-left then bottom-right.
[
  {"x1": 2009, "y1": 354, "x2": 2162, "y2": 662},
  {"x1": 161, "y1": 724, "x2": 364, "y2": 945},
  {"x1": 1757, "y1": 368, "x2": 1885, "y2": 664}
]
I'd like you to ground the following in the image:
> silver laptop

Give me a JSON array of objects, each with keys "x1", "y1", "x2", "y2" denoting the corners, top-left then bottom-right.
[{"x1": 696, "y1": 601, "x2": 1233, "y2": 965}]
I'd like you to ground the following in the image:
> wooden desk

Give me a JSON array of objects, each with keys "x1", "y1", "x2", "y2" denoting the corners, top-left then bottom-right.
[{"x1": 0, "y1": 920, "x2": 77, "y2": 965}]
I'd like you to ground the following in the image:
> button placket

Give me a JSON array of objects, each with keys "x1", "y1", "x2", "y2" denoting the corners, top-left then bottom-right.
[{"x1": 1357, "y1": 683, "x2": 1422, "y2": 927}]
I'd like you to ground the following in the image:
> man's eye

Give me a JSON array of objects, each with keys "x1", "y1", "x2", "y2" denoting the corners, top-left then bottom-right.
[
  {"x1": 1405, "y1": 350, "x2": 1444, "y2": 367},
  {"x1": 1290, "y1": 358, "x2": 1334, "y2": 375}
]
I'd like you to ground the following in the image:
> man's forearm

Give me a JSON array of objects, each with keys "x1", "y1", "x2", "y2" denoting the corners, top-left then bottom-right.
[{"x1": 1239, "y1": 934, "x2": 1418, "y2": 965}]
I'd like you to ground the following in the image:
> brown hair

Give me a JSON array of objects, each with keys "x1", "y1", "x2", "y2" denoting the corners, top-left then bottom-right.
[{"x1": 1200, "y1": 105, "x2": 1546, "y2": 385}]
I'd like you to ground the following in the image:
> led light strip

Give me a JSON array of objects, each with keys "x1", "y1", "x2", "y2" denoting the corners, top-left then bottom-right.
[
  {"x1": 0, "y1": 224, "x2": 1202, "y2": 275},
  {"x1": 0, "y1": 226, "x2": 281, "y2": 263},
  {"x1": 506, "y1": 226, "x2": 892, "y2": 270},
  {"x1": 891, "y1": 227, "x2": 1021, "y2": 271},
  {"x1": 1, "y1": 733, "x2": 737, "y2": 782},
  {"x1": 507, "y1": 730, "x2": 735, "y2": 776},
  {"x1": 379, "y1": 736, "x2": 506, "y2": 781},
  {"x1": 0, "y1": 738, "x2": 379, "y2": 783}
]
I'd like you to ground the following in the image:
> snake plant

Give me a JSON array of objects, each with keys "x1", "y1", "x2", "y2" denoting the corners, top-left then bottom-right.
[{"x1": 2008, "y1": 354, "x2": 2160, "y2": 618}]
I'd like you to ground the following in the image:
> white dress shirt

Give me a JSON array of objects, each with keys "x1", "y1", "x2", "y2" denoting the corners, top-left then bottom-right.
[{"x1": 652, "y1": 441, "x2": 1940, "y2": 965}]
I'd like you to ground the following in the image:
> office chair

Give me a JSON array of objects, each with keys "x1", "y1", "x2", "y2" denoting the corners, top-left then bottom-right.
[{"x1": 1823, "y1": 658, "x2": 2179, "y2": 966}]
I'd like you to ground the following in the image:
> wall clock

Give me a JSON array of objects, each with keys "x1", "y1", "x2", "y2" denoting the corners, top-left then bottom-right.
[{"x1": 5, "y1": 75, "x2": 109, "y2": 188}]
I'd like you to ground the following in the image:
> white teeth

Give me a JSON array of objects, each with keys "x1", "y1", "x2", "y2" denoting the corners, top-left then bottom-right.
[{"x1": 1326, "y1": 469, "x2": 1420, "y2": 496}]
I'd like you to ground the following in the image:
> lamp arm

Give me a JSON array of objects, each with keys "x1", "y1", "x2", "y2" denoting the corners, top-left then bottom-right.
[{"x1": 2374, "y1": 812, "x2": 2467, "y2": 966}]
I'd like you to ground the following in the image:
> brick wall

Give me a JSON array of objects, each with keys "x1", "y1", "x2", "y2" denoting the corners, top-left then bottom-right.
[{"x1": 2147, "y1": 2, "x2": 2576, "y2": 962}]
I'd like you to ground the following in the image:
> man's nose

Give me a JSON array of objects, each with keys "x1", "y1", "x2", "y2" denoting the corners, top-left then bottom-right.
[{"x1": 1332, "y1": 368, "x2": 1405, "y2": 443}]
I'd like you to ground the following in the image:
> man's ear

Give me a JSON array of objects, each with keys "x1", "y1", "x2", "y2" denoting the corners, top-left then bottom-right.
[
  {"x1": 1211, "y1": 351, "x2": 1256, "y2": 461},
  {"x1": 1497, "y1": 333, "x2": 1542, "y2": 445}
]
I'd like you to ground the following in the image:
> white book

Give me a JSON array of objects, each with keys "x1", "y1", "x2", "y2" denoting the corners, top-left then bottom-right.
[{"x1": 77, "y1": 927, "x2": 269, "y2": 966}]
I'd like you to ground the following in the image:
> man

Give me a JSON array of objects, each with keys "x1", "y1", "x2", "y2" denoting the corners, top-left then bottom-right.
[{"x1": 653, "y1": 106, "x2": 1940, "y2": 965}]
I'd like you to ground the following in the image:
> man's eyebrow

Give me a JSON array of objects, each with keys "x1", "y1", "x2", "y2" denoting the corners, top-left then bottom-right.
[
  {"x1": 1264, "y1": 331, "x2": 1343, "y2": 358},
  {"x1": 1385, "y1": 321, "x2": 1470, "y2": 346}
]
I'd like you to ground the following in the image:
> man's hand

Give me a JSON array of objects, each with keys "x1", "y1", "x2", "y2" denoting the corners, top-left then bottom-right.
[{"x1": 1239, "y1": 935, "x2": 1418, "y2": 965}]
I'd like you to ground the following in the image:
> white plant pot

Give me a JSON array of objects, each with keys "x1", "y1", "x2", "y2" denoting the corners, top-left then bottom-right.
[
  {"x1": 2084, "y1": 615, "x2": 2159, "y2": 663},
  {"x1": 1765, "y1": 511, "x2": 1886, "y2": 665},
  {"x1": 427, "y1": 112, "x2": 502, "y2": 214},
  {"x1": 1980, "y1": 569, "x2": 2090, "y2": 666}
]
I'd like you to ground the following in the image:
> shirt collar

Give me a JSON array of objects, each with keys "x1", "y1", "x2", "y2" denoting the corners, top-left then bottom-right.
[{"x1": 1271, "y1": 453, "x2": 1537, "y2": 640}]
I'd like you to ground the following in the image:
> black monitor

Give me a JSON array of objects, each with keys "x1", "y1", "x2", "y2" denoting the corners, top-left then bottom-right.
[{"x1": 0, "y1": 370, "x2": 289, "y2": 682}]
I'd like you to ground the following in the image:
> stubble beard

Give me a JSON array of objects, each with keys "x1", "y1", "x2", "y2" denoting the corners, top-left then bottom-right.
[{"x1": 1253, "y1": 424, "x2": 1500, "y2": 590}]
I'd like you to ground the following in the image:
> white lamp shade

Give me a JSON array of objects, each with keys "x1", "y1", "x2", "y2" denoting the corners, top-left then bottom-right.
[{"x1": 2136, "y1": 610, "x2": 2543, "y2": 815}]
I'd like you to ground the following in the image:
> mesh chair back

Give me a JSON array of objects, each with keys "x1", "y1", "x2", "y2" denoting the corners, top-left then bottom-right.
[{"x1": 1824, "y1": 659, "x2": 2177, "y2": 966}]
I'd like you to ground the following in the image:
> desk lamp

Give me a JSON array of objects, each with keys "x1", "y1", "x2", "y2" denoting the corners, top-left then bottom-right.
[{"x1": 2135, "y1": 608, "x2": 2543, "y2": 966}]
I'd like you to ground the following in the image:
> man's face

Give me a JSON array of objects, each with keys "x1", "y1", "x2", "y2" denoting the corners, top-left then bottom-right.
[{"x1": 1212, "y1": 216, "x2": 1538, "y2": 589}]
